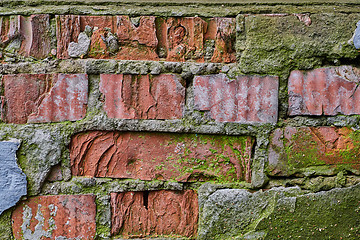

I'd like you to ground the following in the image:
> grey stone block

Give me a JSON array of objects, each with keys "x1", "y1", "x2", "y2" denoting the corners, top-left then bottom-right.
[{"x1": 0, "y1": 139, "x2": 27, "y2": 215}]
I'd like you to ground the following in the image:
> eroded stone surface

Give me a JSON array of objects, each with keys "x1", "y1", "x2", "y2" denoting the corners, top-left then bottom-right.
[
  {"x1": 1, "y1": 74, "x2": 88, "y2": 123},
  {"x1": 70, "y1": 131, "x2": 254, "y2": 182},
  {"x1": 99, "y1": 74, "x2": 185, "y2": 119},
  {"x1": 198, "y1": 184, "x2": 360, "y2": 239},
  {"x1": 194, "y1": 74, "x2": 279, "y2": 123},
  {"x1": 289, "y1": 66, "x2": 360, "y2": 116},
  {"x1": 269, "y1": 127, "x2": 360, "y2": 176},
  {"x1": 111, "y1": 190, "x2": 198, "y2": 238},
  {"x1": 12, "y1": 195, "x2": 96, "y2": 240},
  {"x1": 239, "y1": 14, "x2": 360, "y2": 73},
  {"x1": 0, "y1": 139, "x2": 26, "y2": 215}
]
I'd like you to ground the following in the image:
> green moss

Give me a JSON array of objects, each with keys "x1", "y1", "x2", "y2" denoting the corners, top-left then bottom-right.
[
  {"x1": 255, "y1": 185, "x2": 360, "y2": 239},
  {"x1": 0, "y1": 209, "x2": 14, "y2": 240},
  {"x1": 238, "y1": 13, "x2": 360, "y2": 76},
  {"x1": 95, "y1": 195, "x2": 111, "y2": 239}
]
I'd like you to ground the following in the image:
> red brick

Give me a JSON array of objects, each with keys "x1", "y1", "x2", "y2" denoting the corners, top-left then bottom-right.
[
  {"x1": 70, "y1": 131, "x2": 254, "y2": 182},
  {"x1": 99, "y1": 74, "x2": 185, "y2": 120},
  {"x1": 288, "y1": 66, "x2": 360, "y2": 116},
  {"x1": 268, "y1": 126, "x2": 360, "y2": 176},
  {"x1": 12, "y1": 195, "x2": 96, "y2": 239},
  {"x1": 2, "y1": 74, "x2": 88, "y2": 124},
  {"x1": 194, "y1": 74, "x2": 279, "y2": 123},
  {"x1": 111, "y1": 190, "x2": 198, "y2": 238},
  {"x1": 56, "y1": 15, "x2": 158, "y2": 60},
  {"x1": 56, "y1": 15, "x2": 235, "y2": 62},
  {"x1": 0, "y1": 15, "x2": 51, "y2": 59},
  {"x1": 0, "y1": 16, "x2": 20, "y2": 45},
  {"x1": 157, "y1": 17, "x2": 236, "y2": 63}
]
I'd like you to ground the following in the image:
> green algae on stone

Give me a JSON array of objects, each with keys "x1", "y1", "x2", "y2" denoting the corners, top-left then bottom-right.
[
  {"x1": 198, "y1": 183, "x2": 360, "y2": 240},
  {"x1": 0, "y1": 209, "x2": 14, "y2": 240},
  {"x1": 238, "y1": 13, "x2": 360, "y2": 76}
]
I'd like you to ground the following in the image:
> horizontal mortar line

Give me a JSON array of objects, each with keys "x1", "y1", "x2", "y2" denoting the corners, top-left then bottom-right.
[
  {"x1": 0, "y1": 6, "x2": 360, "y2": 16},
  {"x1": 2, "y1": 0, "x2": 360, "y2": 6}
]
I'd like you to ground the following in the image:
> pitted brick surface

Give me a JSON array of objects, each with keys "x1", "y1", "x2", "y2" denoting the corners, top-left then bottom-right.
[
  {"x1": 99, "y1": 74, "x2": 185, "y2": 120},
  {"x1": 194, "y1": 74, "x2": 279, "y2": 123},
  {"x1": 111, "y1": 190, "x2": 198, "y2": 238},
  {"x1": 12, "y1": 195, "x2": 96, "y2": 240}
]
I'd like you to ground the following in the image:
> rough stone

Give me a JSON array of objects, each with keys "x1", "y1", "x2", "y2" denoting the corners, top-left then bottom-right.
[
  {"x1": 70, "y1": 131, "x2": 254, "y2": 182},
  {"x1": 198, "y1": 184, "x2": 360, "y2": 239},
  {"x1": 99, "y1": 74, "x2": 185, "y2": 119},
  {"x1": 239, "y1": 14, "x2": 360, "y2": 74},
  {"x1": 0, "y1": 124, "x2": 71, "y2": 195},
  {"x1": 68, "y1": 32, "x2": 91, "y2": 57},
  {"x1": 193, "y1": 73, "x2": 279, "y2": 123},
  {"x1": 269, "y1": 126, "x2": 360, "y2": 177},
  {"x1": 289, "y1": 66, "x2": 360, "y2": 116},
  {"x1": 353, "y1": 20, "x2": 360, "y2": 49},
  {"x1": 157, "y1": 17, "x2": 236, "y2": 63},
  {"x1": 111, "y1": 190, "x2": 198, "y2": 238},
  {"x1": 12, "y1": 194, "x2": 96, "y2": 240},
  {"x1": 0, "y1": 139, "x2": 27, "y2": 215},
  {"x1": 1, "y1": 73, "x2": 88, "y2": 124}
]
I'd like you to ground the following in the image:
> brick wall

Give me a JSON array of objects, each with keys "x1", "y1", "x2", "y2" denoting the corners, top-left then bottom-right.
[{"x1": 0, "y1": 1, "x2": 360, "y2": 239}]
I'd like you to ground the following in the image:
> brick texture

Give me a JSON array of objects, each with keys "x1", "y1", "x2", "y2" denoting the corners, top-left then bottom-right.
[
  {"x1": 99, "y1": 74, "x2": 185, "y2": 119},
  {"x1": 194, "y1": 74, "x2": 279, "y2": 123},
  {"x1": 56, "y1": 15, "x2": 235, "y2": 62},
  {"x1": 269, "y1": 127, "x2": 360, "y2": 176},
  {"x1": 288, "y1": 66, "x2": 360, "y2": 116},
  {"x1": 12, "y1": 195, "x2": 96, "y2": 240},
  {"x1": 0, "y1": 15, "x2": 51, "y2": 59},
  {"x1": 157, "y1": 17, "x2": 236, "y2": 62},
  {"x1": 70, "y1": 131, "x2": 254, "y2": 182},
  {"x1": 1, "y1": 74, "x2": 88, "y2": 124},
  {"x1": 57, "y1": 15, "x2": 158, "y2": 60},
  {"x1": 111, "y1": 190, "x2": 198, "y2": 238}
]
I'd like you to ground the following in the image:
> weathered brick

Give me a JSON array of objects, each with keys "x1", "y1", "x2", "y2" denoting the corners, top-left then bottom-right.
[
  {"x1": 157, "y1": 17, "x2": 236, "y2": 62},
  {"x1": 0, "y1": 15, "x2": 51, "y2": 59},
  {"x1": 56, "y1": 15, "x2": 158, "y2": 60},
  {"x1": 70, "y1": 131, "x2": 254, "y2": 182},
  {"x1": 56, "y1": 15, "x2": 235, "y2": 62},
  {"x1": 111, "y1": 190, "x2": 198, "y2": 238},
  {"x1": 194, "y1": 74, "x2": 279, "y2": 123},
  {"x1": 99, "y1": 74, "x2": 185, "y2": 119},
  {"x1": 12, "y1": 195, "x2": 96, "y2": 239},
  {"x1": 1, "y1": 74, "x2": 88, "y2": 124},
  {"x1": 268, "y1": 126, "x2": 360, "y2": 176},
  {"x1": 288, "y1": 66, "x2": 360, "y2": 116}
]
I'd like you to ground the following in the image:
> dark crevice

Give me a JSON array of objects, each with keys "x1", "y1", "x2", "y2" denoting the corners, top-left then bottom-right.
[{"x1": 143, "y1": 190, "x2": 149, "y2": 210}]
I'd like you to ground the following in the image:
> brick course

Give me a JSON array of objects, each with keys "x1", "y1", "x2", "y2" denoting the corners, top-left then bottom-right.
[
  {"x1": 70, "y1": 131, "x2": 254, "y2": 182},
  {"x1": 1, "y1": 74, "x2": 88, "y2": 123}
]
